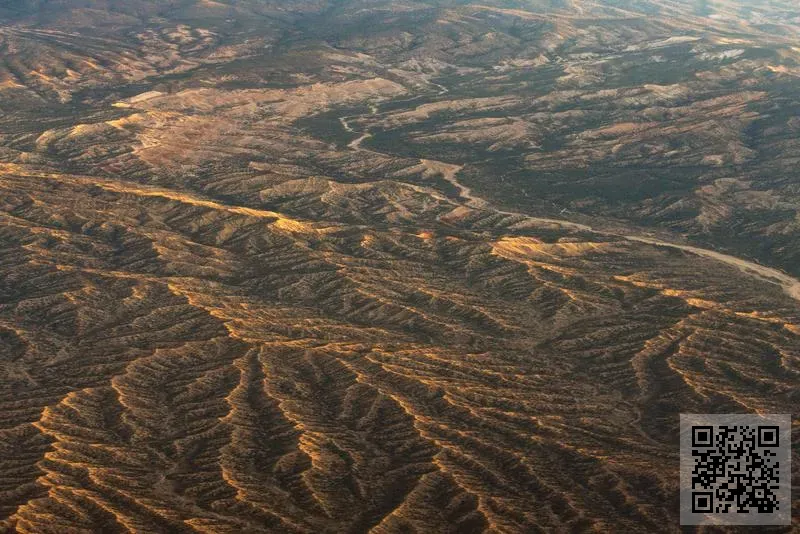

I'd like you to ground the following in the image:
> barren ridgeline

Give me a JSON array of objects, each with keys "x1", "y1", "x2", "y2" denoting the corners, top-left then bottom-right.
[{"x1": 0, "y1": 1, "x2": 799, "y2": 533}]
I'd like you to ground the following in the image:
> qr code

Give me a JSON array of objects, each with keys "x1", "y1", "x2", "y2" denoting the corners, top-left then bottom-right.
[{"x1": 680, "y1": 414, "x2": 791, "y2": 526}]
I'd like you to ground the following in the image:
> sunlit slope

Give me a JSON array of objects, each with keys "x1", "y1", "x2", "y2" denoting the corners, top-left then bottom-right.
[
  {"x1": 1, "y1": 159, "x2": 798, "y2": 532},
  {"x1": 0, "y1": 1, "x2": 799, "y2": 532}
]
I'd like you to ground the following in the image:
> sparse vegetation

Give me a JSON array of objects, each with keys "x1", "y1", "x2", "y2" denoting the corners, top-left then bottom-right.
[{"x1": 0, "y1": 1, "x2": 799, "y2": 532}]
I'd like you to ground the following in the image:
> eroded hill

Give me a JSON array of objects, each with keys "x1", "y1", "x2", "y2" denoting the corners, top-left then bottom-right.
[{"x1": 0, "y1": 1, "x2": 799, "y2": 532}]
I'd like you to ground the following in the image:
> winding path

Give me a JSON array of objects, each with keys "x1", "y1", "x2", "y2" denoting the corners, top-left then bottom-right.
[
  {"x1": 341, "y1": 89, "x2": 800, "y2": 304},
  {"x1": 624, "y1": 236, "x2": 800, "y2": 302}
]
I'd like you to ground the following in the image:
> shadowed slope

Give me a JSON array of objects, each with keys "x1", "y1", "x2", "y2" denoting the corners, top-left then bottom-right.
[{"x1": 1, "y1": 1, "x2": 799, "y2": 532}]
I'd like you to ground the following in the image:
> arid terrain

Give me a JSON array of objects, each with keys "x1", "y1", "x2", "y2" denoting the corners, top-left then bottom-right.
[{"x1": 0, "y1": 1, "x2": 798, "y2": 532}]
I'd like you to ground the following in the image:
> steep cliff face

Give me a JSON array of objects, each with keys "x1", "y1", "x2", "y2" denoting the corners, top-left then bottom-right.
[{"x1": 0, "y1": 1, "x2": 799, "y2": 532}]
